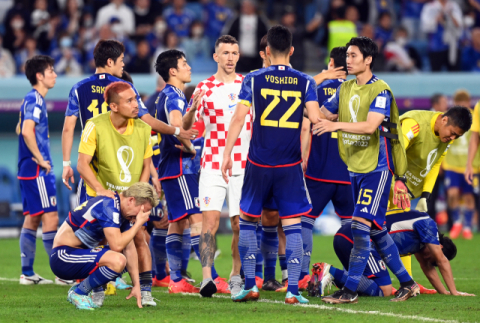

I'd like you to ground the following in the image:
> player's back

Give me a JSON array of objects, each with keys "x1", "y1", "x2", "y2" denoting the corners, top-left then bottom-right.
[
  {"x1": 66, "y1": 73, "x2": 125, "y2": 129},
  {"x1": 245, "y1": 65, "x2": 317, "y2": 166}
]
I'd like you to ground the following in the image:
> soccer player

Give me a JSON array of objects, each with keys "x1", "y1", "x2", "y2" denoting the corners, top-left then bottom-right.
[
  {"x1": 299, "y1": 46, "x2": 354, "y2": 290},
  {"x1": 76, "y1": 81, "x2": 157, "y2": 307},
  {"x1": 183, "y1": 35, "x2": 246, "y2": 297},
  {"x1": 17, "y1": 55, "x2": 71, "y2": 285},
  {"x1": 314, "y1": 36, "x2": 418, "y2": 303},
  {"x1": 61, "y1": 39, "x2": 197, "y2": 202},
  {"x1": 444, "y1": 90, "x2": 478, "y2": 240},
  {"x1": 154, "y1": 49, "x2": 204, "y2": 294},
  {"x1": 50, "y1": 182, "x2": 159, "y2": 310},
  {"x1": 222, "y1": 25, "x2": 321, "y2": 304}
]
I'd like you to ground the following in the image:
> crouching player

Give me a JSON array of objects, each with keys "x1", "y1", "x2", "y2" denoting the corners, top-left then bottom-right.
[{"x1": 50, "y1": 182, "x2": 159, "y2": 310}]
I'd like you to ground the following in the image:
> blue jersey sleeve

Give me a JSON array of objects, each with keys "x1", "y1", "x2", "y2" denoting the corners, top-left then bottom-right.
[
  {"x1": 369, "y1": 90, "x2": 391, "y2": 117},
  {"x1": 65, "y1": 86, "x2": 80, "y2": 117},
  {"x1": 95, "y1": 198, "x2": 122, "y2": 229},
  {"x1": 166, "y1": 95, "x2": 186, "y2": 115},
  {"x1": 305, "y1": 75, "x2": 318, "y2": 103},
  {"x1": 23, "y1": 96, "x2": 42, "y2": 124},
  {"x1": 238, "y1": 73, "x2": 253, "y2": 106},
  {"x1": 323, "y1": 85, "x2": 341, "y2": 114},
  {"x1": 413, "y1": 219, "x2": 440, "y2": 246}
]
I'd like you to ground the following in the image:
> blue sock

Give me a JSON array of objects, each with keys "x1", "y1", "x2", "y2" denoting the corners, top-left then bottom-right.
[
  {"x1": 151, "y1": 229, "x2": 167, "y2": 280},
  {"x1": 330, "y1": 266, "x2": 347, "y2": 288},
  {"x1": 344, "y1": 220, "x2": 371, "y2": 292},
  {"x1": 371, "y1": 226, "x2": 413, "y2": 286},
  {"x1": 284, "y1": 223, "x2": 303, "y2": 295},
  {"x1": 42, "y1": 230, "x2": 56, "y2": 256},
  {"x1": 452, "y1": 207, "x2": 461, "y2": 223},
  {"x1": 255, "y1": 222, "x2": 263, "y2": 278},
  {"x1": 279, "y1": 254, "x2": 287, "y2": 281},
  {"x1": 149, "y1": 242, "x2": 156, "y2": 279},
  {"x1": 240, "y1": 267, "x2": 245, "y2": 278},
  {"x1": 139, "y1": 271, "x2": 152, "y2": 292},
  {"x1": 166, "y1": 233, "x2": 183, "y2": 282},
  {"x1": 239, "y1": 218, "x2": 258, "y2": 290},
  {"x1": 261, "y1": 225, "x2": 278, "y2": 282},
  {"x1": 464, "y1": 209, "x2": 474, "y2": 230},
  {"x1": 20, "y1": 228, "x2": 36, "y2": 276},
  {"x1": 75, "y1": 266, "x2": 120, "y2": 295},
  {"x1": 192, "y1": 234, "x2": 218, "y2": 279},
  {"x1": 182, "y1": 228, "x2": 191, "y2": 272},
  {"x1": 300, "y1": 216, "x2": 315, "y2": 280},
  {"x1": 357, "y1": 275, "x2": 384, "y2": 296}
]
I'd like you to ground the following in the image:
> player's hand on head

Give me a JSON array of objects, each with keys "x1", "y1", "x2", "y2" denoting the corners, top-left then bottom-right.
[
  {"x1": 137, "y1": 205, "x2": 151, "y2": 225},
  {"x1": 62, "y1": 166, "x2": 75, "y2": 190},
  {"x1": 32, "y1": 158, "x2": 51, "y2": 174},
  {"x1": 97, "y1": 188, "x2": 115, "y2": 199},
  {"x1": 326, "y1": 66, "x2": 347, "y2": 80},
  {"x1": 178, "y1": 127, "x2": 199, "y2": 140},
  {"x1": 221, "y1": 156, "x2": 233, "y2": 184},
  {"x1": 126, "y1": 285, "x2": 143, "y2": 308},
  {"x1": 312, "y1": 118, "x2": 337, "y2": 136}
]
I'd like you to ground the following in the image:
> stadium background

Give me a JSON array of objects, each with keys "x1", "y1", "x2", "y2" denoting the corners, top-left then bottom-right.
[{"x1": 0, "y1": 0, "x2": 479, "y2": 235}]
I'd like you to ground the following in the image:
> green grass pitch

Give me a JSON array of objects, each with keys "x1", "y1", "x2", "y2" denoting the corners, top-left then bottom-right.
[{"x1": 0, "y1": 234, "x2": 479, "y2": 323}]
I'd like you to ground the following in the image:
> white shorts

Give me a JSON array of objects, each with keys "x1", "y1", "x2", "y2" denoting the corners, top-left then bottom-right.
[{"x1": 199, "y1": 172, "x2": 244, "y2": 217}]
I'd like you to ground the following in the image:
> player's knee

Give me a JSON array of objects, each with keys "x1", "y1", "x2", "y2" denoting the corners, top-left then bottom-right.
[
  {"x1": 102, "y1": 252, "x2": 127, "y2": 273},
  {"x1": 380, "y1": 285, "x2": 393, "y2": 297},
  {"x1": 24, "y1": 215, "x2": 42, "y2": 229},
  {"x1": 42, "y1": 212, "x2": 59, "y2": 228},
  {"x1": 231, "y1": 218, "x2": 240, "y2": 234},
  {"x1": 191, "y1": 221, "x2": 203, "y2": 235}
]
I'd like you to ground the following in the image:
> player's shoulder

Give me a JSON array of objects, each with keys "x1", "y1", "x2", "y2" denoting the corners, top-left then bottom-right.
[
  {"x1": 164, "y1": 84, "x2": 186, "y2": 100},
  {"x1": 71, "y1": 74, "x2": 103, "y2": 90},
  {"x1": 24, "y1": 89, "x2": 43, "y2": 106},
  {"x1": 197, "y1": 75, "x2": 218, "y2": 91},
  {"x1": 101, "y1": 193, "x2": 120, "y2": 213},
  {"x1": 318, "y1": 78, "x2": 343, "y2": 89}
]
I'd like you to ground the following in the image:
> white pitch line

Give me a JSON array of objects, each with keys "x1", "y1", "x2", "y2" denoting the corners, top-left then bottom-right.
[{"x1": 0, "y1": 277, "x2": 18, "y2": 281}]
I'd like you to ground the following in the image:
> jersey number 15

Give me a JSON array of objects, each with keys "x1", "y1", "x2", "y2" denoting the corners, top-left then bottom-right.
[{"x1": 260, "y1": 89, "x2": 301, "y2": 129}]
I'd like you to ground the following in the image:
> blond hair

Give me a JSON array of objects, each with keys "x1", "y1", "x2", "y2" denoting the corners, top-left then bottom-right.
[
  {"x1": 122, "y1": 182, "x2": 159, "y2": 207},
  {"x1": 453, "y1": 89, "x2": 471, "y2": 104}
]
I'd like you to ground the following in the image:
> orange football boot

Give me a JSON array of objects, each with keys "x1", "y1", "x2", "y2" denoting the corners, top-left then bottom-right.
[
  {"x1": 463, "y1": 228, "x2": 473, "y2": 240},
  {"x1": 255, "y1": 276, "x2": 263, "y2": 289},
  {"x1": 214, "y1": 277, "x2": 230, "y2": 294},
  {"x1": 418, "y1": 283, "x2": 437, "y2": 294},
  {"x1": 153, "y1": 276, "x2": 170, "y2": 287},
  {"x1": 450, "y1": 223, "x2": 462, "y2": 239},
  {"x1": 298, "y1": 275, "x2": 311, "y2": 291},
  {"x1": 168, "y1": 278, "x2": 200, "y2": 294}
]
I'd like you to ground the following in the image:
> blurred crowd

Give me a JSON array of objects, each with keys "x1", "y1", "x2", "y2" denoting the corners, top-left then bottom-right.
[{"x1": 1, "y1": 0, "x2": 480, "y2": 77}]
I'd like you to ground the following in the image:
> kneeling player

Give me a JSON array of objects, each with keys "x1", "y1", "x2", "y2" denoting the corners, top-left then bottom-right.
[{"x1": 50, "y1": 183, "x2": 159, "y2": 310}]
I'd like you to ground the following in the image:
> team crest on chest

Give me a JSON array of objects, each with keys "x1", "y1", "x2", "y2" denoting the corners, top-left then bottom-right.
[{"x1": 228, "y1": 93, "x2": 237, "y2": 102}]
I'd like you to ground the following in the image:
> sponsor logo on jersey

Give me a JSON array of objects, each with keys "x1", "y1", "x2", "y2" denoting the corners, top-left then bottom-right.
[
  {"x1": 228, "y1": 93, "x2": 237, "y2": 102},
  {"x1": 245, "y1": 254, "x2": 256, "y2": 260},
  {"x1": 361, "y1": 207, "x2": 368, "y2": 213},
  {"x1": 288, "y1": 258, "x2": 300, "y2": 264},
  {"x1": 91, "y1": 246, "x2": 104, "y2": 253}
]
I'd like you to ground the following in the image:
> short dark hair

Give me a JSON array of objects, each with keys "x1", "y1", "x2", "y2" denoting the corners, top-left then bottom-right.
[
  {"x1": 93, "y1": 39, "x2": 125, "y2": 68},
  {"x1": 444, "y1": 106, "x2": 472, "y2": 133},
  {"x1": 430, "y1": 93, "x2": 446, "y2": 106},
  {"x1": 25, "y1": 55, "x2": 55, "y2": 86},
  {"x1": 346, "y1": 36, "x2": 378, "y2": 70},
  {"x1": 333, "y1": 6, "x2": 347, "y2": 20},
  {"x1": 259, "y1": 34, "x2": 268, "y2": 53},
  {"x1": 267, "y1": 25, "x2": 292, "y2": 56},
  {"x1": 439, "y1": 233, "x2": 457, "y2": 261},
  {"x1": 120, "y1": 70, "x2": 133, "y2": 84},
  {"x1": 154, "y1": 49, "x2": 185, "y2": 82},
  {"x1": 215, "y1": 35, "x2": 238, "y2": 50},
  {"x1": 330, "y1": 46, "x2": 347, "y2": 73}
]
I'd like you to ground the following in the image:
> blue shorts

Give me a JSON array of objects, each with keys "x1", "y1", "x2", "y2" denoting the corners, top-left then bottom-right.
[
  {"x1": 19, "y1": 173, "x2": 58, "y2": 216},
  {"x1": 50, "y1": 245, "x2": 111, "y2": 280},
  {"x1": 305, "y1": 178, "x2": 354, "y2": 218},
  {"x1": 351, "y1": 170, "x2": 393, "y2": 230},
  {"x1": 76, "y1": 178, "x2": 88, "y2": 207},
  {"x1": 149, "y1": 203, "x2": 164, "y2": 222},
  {"x1": 334, "y1": 223, "x2": 391, "y2": 288},
  {"x1": 240, "y1": 161, "x2": 312, "y2": 219},
  {"x1": 444, "y1": 170, "x2": 473, "y2": 194},
  {"x1": 162, "y1": 174, "x2": 200, "y2": 222}
]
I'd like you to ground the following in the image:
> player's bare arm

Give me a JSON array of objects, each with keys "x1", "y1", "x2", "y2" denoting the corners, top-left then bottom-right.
[
  {"x1": 124, "y1": 240, "x2": 143, "y2": 308},
  {"x1": 77, "y1": 152, "x2": 115, "y2": 199},
  {"x1": 61, "y1": 115, "x2": 78, "y2": 189},
  {"x1": 312, "y1": 67, "x2": 347, "y2": 86},
  {"x1": 414, "y1": 252, "x2": 450, "y2": 294},
  {"x1": 169, "y1": 110, "x2": 196, "y2": 158},
  {"x1": 149, "y1": 160, "x2": 161, "y2": 197},
  {"x1": 313, "y1": 111, "x2": 385, "y2": 136},
  {"x1": 140, "y1": 157, "x2": 152, "y2": 182},
  {"x1": 305, "y1": 100, "x2": 322, "y2": 124},
  {"x1": 182, "y1": 90, "x2": 205, "y2": 130},
  {"x1": 465, "y1": 130, "x2": 479, "y2": 184},
  {"x1": 221, "y1": 102, "x2": 249, "y2": 183},
  {"x1": 320, "y1": 106, "x2": 339, "y2": 121},
  {"x1": 301, "y1": 118, "x2": 311, "y2": 172},
  {"x1": 140, "y1": 113, "x2": 198, "y2": 140},
  {"x1": 22, "y1": 119, "x2": 51, "y2": 174}
]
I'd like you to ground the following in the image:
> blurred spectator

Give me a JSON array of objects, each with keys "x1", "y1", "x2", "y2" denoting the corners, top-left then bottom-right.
[
  {"x1": 152, "y1": 29, "x2": 183, "y2": 72},
  {"x1": 146, "y1": 16, "x2": 168, "y2": 53},
  {"x1": 222, "y1": 0, "x2": 269, "y2": 72},
  {"x1": 84, "y1": 24, "x2": 116, "y2": 73},
  {"x1": 31, "y1": 0, "x2": 50, "y2": 34},
  {"x1": 182, "y1": 21, "x2": 211, "y2": 61},
  {"x1": 368, "y1": 0, "x2": 396, "y2": 27},
  {"x1": 0, "y1": 35, "x2": 16, "y2": 77},
  {"x1": 402, "y1": 0, "x2": 428, "y2": 40},
  {"x1": 56, "y1": 0, "x2": 84, "y2": 11},
  {"x1": 346, "y1": 5, "x2": 362, "y2": 33},
  {"x1": 95, "y1": 0, "x2": 135, "y2": 36},
  {"x1": 375, "y1": 11, "x2": 393, "y2": 50},
  {"x1": 52, "y1": 33, "x2": 82, "y2": 75},
  {"x1": 4, "y1": 14, "x2": 27, "y2": 55},
  {"x1": 145, "y1": 76, "x2": 166, "y2": 116},
  {"x1": 163, "y1": 0, "x2": 196, "y2": 38},
  {"x1": 431, "y1": 93, "x2": 449, "y2": 112},
  {"x1": 36, "y1": 13, "x2": 62, "y2": 54},
  {"x1": 468, "y1": 0, "x2": 480, "y2": 27},
  {"x1": 359, "y1": 23, "x2": 386, "y2": 70},
  {"x1": 461, "y1": 27, "x2": 480, "y2": 71},
  {"x1": 0, "y1": 0, "x2": 14, "y2": 23},
  {"x1": 421, "y1": 0, "x2": 463, "y2": 71},
  {"x1": 127, "y1": 39, "x2": 152, "y2": 73},
  {"x1": 133, "y1": 0, "x2": 157, "y2": 37},
  {"x1": 384, "y1": 27, "x2": 417, "y2": 72},
  {"x1": 203, "y1": 0, "x2": 232, "y2": 48},
  {"x1": 15, "y1": 36, "x2": 39, "y2": 74},
  {"x1": 281, "y1": 7, "x2": 306, "y2": 71},
  {"x1": 61, "y1": 0, "x2": 82, "y2": 36},
  {"x1": 326, "y1": 6, "x2": 357, "y2": 64}
]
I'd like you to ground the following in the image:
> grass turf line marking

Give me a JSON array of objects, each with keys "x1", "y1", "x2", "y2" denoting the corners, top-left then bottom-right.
[
  {"x1": 151, "y1": 290, "x2": 459, "y2": 323},
  {"x1": 0, "y1": 277, "x2": 18, "y2": 281}
]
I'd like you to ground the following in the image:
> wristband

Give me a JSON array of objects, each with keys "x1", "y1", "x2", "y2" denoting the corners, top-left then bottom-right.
[
  {"x1": 421, "y1": 192, "x2": 431, "y2": 201},
  {"x1": 394, "y1": 175, "x2": 407, "y2": 184},
  {"x1": 189, "y1": 144, "x2": 195, "y2": 152},
  {"x1": 174, "y1": 127, "x2": 180, "y2": 136},
  {"x1": 63, "y1": 161, "x2": 71, "y2": 167}
]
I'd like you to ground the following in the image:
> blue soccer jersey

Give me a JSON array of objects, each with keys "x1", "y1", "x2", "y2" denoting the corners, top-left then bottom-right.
[
  {"x1": 66, "y1": 193, "x2": 131, "y2": 248},
  {"x1": 155, "y1": 84, "x2": 195, "y2": 180},
  {"x1": 386, "y1": 210, "x2": 440, "y2": 256},
  {"x1": 18, "y1": 89, "x2": 53, "y2": 179},
  {"x1": 306, "y1": 78, "x2": 350, "y2": 184},
  {"x1": 65, "y1": 73, "x2": 147, "y2": 129},
  {"x1": 238, "y1": 65, "x2": 318, "y2": 167},
  {"x1": 324, "y1": 74, "x2": 394, "y2": 176}
]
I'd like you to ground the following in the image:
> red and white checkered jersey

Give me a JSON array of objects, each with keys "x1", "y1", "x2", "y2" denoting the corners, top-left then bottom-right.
[{"x1": 187, "y1": 74, "x2": 251, "y2": 175}]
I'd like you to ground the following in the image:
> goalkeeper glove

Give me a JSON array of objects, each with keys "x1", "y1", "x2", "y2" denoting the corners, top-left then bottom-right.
[
  {"x1": 393, "y1": 177, "x2": 411, "y2": 210},
  {"x1": 415, "y1": 192, "x2": 430, "y2": 213}
]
